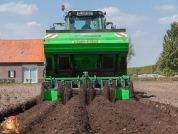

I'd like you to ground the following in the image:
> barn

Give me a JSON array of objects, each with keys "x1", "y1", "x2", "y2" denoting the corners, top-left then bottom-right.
[{"x1": 0, "y1": 39, "x2": 44, "y2": 83}]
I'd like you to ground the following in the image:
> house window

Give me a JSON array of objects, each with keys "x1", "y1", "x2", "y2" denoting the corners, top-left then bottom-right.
[
  {"x1": 22, "y1": 65, "x2": 37, "y2": 83},
  {"x1": 8, "y1": 70, "x2": 16, "y2": 78}
]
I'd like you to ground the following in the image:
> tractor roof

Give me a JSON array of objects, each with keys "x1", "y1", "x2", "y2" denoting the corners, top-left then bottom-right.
[
  {"x1": 67, "y1": 10, "x2": 103, "y2": 12},
  {"x1": 64, "y1": 10, "x2": 106, "y2": 17}
]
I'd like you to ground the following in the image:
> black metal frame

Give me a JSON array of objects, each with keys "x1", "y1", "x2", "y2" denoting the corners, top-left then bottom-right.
[
  {"x1": 50, "y1": 53, "x2": 126, "y2": 77},
  {"x1": 46, "y1": 29, "x2": 126, "y2": 33}
]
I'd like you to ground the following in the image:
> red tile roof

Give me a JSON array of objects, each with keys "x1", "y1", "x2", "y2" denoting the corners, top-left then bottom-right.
[{"x1": 0, "y1": 39, "x2": 44, "y2": 62}]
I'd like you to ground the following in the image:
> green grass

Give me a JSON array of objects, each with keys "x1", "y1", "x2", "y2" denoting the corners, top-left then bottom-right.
[{"x1": 0, "y1": 82, "x2": 41, "y2": 86}]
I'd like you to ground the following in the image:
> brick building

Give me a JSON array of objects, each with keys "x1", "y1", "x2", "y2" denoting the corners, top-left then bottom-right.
[{"x1": 0, "y1": 39, "x2": 44, "y2": 83}]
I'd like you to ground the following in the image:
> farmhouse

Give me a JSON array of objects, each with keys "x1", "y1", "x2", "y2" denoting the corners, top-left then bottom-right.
[{"x1": 0, "y1": 39, "x2": 44, "y2": 83}]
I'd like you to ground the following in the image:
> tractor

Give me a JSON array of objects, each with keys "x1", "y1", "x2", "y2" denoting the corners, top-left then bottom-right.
[{"x1": 42, "y1": 5, "x2": 138, "y2": 103}]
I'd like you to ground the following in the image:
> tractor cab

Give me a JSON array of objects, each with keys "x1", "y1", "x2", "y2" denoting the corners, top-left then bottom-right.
[
  {"x1": 50, "y1": 9, "x2": 116, "y2": 30},
  {"x1": 65, "y1": 10, "x2": 106, "y2": 30}
]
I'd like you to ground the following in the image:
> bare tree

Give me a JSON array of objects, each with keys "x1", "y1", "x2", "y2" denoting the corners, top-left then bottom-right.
[{"x1": 127, "y1": 38, "x2": 135, "y2": 63}]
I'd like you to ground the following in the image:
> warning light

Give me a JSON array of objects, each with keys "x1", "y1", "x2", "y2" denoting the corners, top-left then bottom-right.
[{"x1": 61, "y1": 5, "x2": 65, "y2": 11}]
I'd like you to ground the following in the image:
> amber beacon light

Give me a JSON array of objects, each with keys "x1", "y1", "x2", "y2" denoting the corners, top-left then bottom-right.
[{"x1": 61, "y1": 5, "x2": 65, "y2": 11}]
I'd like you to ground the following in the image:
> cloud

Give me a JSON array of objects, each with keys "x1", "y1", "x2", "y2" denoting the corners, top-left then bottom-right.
[
  {"x1": 128, "y1": 35, "x2": 162, "y2": 67},
  {"x1": 131, "y1": 30, "x2": 148, "y2": 39},
  {"x1": 3, "y1": 22, "x2": 47, "y2": 39},
  {"x1": 0, "y1": 2, "x2": 38, "y2": 15},
  {"x1": 153, "y1": 5, "x2": 175, "y2": 11},
  {"x1": 27, "y1": 22, "x2": 41, "y2": 26},
  {"x1": 0, "y1": 32, "x2": 9, "y2": 39},
  {"x1": 97, "y1": 7, "x2": 150, "y2": 27},
  {"x1": 158, "y1": 14, "x2": 178, "y2": 24}
]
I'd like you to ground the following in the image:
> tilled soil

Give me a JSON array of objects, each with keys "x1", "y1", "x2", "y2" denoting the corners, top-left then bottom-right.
[
  {"x1": 1, "y1": 96, "x2": 178, "y2": 133},
  {"x1": 0, "y1": 83, "x2": 178, "y2": 134},
  {"x1": 88, "y1": 96, "x2": 178, "y2": 133}
]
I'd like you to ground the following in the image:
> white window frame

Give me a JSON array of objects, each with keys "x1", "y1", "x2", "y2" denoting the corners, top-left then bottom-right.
[
  {"x1": 22, "y1": 65, "x2": 38, "y2": 83},
  {"x1": 8, "y1": 70, "x2": 15, "y2": 78}
]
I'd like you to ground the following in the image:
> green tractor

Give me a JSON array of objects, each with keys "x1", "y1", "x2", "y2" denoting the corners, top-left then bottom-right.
[{"x1": 42, "y1": 5, "x2": 138, "y2": 103}]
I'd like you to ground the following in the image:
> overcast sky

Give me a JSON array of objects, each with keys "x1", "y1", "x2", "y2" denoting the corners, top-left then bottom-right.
[{"x1": 0, "y1": 0, "x2": 178, "y2": 67}]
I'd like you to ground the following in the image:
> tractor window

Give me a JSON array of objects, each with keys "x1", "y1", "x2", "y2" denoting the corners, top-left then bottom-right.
[
  {"x1": 100, "y1": 16, "x2": 105, "y2": 29},
  {"x1": 120, "y1": 57, "x2": 127, "y2": 70},
  {"x1": 69, "y1": 16, "x2": 99, "y2": 30},
  {"x1": 65, "y1": 17, "x2": 69, "y2": 30},
  {"x1": 103, "y1": 57, "x2": 113, "y2": 69}
]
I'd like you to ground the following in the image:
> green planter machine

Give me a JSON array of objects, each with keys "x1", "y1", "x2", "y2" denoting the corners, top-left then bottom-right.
[{"x1": 42, "y1": 6, "x2": 138, "y2": 102}]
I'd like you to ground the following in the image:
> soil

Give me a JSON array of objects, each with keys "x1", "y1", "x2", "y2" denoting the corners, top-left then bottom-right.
[
  {"x1": 134, "y1": 82, "x2": 178, "y2": 107},
  {"x1": 0, "y1": 82, "x2": 178, "y2": 134},
  {"x1": 0, "y1": 85, "x2": 41, "y2": 112}
]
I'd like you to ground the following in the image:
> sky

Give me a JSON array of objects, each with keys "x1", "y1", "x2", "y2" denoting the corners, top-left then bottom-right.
[{"x1": 0, "y1": 0, "x2": 178, "y2": 67}]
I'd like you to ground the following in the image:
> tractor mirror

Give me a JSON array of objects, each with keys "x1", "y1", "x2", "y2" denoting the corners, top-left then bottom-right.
[
  {"x1": 53, "y1": 23, "x2": 65, "y2": 26},
  {"x1": 111, "y1": 25, "x2": 116, "y2": 29},
  {"x1": 50, "y1": 26, "x2": 55, "y2": 30},
  {"x1": 106, "y1": 22, "x2": 113, "y2": 26},
  {"x1": 105, "y1": 22, "x2": 116, "y2": 29},
  {"x1": 106, "y1": 22, "x2": 110, "y2": 25},
  {"x1": 51, "y1": 23, "x2": 65, "y2": 30},
  {"x1": 58, "y1": 23, "x2": 65, "y2": 26}
]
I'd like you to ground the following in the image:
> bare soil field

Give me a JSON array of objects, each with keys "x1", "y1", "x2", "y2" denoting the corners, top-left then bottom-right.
[
  {"x1": 133, "y1": 82, "x2": 178, "y2": 107},
  {"x1": 0, "y1": 85, "x2": 41, "y2": 112},
  {"x1": 0, "y1": 82, "x2": 178, "y2": 134}
]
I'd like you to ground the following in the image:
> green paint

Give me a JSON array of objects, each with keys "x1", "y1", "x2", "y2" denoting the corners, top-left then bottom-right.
[
  {"x1": 45, "y1": 76, "x2": 120, "y2": 81},
  {"x1": 43, "y1": 90, "x2": 58, "y2": 101},
  {"x1": 122, "y1": 75, "x2": 130, "y2": 79},
  {"x1": 44, "y1": 32, "x2": 129, "y2": 53},
  {"x1": 115, "y1": 89, "x2": 129, "y2": 100},
  {"x1": 43, "y1": 10, "x2": 131, "y2": 97}
]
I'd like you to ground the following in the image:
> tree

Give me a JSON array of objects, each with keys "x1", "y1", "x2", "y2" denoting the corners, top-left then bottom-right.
[
  {"x1": 158, "y1": 22, "x2": 178, "y2": 76},
  {"x1": 127, "y1": 38, "x2": 135, "y2": 63},
  {"x1": 154, "y1": 56, "x2": 162, "y2": 74}
]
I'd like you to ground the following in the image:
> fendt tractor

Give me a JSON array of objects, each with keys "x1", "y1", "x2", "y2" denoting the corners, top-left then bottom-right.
[{"x1": 42, "y1": 5, "x2": 138, "y2": 103}]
